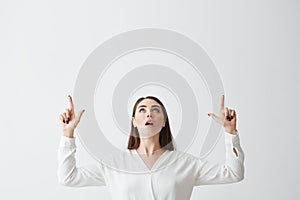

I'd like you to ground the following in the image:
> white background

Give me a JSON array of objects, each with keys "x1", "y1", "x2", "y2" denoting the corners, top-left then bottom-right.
[{"x1": 1, "y1": 0, "x2": 299, "y2": 199}]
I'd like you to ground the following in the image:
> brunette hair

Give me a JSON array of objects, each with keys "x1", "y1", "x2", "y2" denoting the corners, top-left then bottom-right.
[{"x1": 127, "y1": 96, "x2": 175, "y2": 151}]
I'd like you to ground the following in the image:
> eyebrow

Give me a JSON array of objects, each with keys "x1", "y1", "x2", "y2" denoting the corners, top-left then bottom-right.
[{"x1": 137, "y1": 105, "x2": 161, "y2": 109}]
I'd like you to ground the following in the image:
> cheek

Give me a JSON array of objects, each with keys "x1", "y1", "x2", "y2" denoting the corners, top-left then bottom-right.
[
  {"x1": 158, "y1": 115, "x2": 165, "y2": 123},
  {"x1": 135, "y1": 115, "x2": 145, "y2": 123}
]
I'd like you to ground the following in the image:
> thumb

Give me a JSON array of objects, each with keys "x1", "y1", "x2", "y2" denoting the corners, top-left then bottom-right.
[
  {"x1": 207, "y1": 113, "x2": 217, "y2": 120},
  {"x1": 75, "y1": 109, "x2": 85, "y2": 124},
  {"x1": 208, "y1": 113, "x2": 223, "y2": 125}
]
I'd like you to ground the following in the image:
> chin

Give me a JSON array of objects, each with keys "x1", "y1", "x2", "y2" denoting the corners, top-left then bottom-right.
[{"x1": 138, "y1": 131, "x2": 160, "y2": 139}]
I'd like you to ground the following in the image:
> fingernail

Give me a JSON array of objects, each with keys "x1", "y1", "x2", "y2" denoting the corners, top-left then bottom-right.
[
  {"x1": 63, "y1": 120, "x2": 65, "y2": 123},
  {"x1": 66, "y1": 120, "x2": 69, "y2": 124}
]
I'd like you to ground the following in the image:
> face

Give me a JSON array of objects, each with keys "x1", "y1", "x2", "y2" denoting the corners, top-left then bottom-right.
[{"x1": 132, "y1": 98, "x2": 166, "y2": 139}]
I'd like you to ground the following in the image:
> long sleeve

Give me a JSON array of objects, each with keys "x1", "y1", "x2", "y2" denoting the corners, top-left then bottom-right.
[
  {"x1": 57, "y1": 136, "x2": 106, "y2": 187},
  {"x1": 194, "y1": 131, "x2": 245, "y2": 186}
]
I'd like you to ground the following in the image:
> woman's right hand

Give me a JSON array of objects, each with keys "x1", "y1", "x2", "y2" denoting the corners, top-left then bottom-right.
[{"x1": 59, "y1": 95, "x2": 85, "y2": 138}]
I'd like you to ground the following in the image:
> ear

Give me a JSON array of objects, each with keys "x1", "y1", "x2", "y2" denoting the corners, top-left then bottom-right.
[
  {"x1": 132, "y1": 117, "x2": 136, "y2": 127},
  {"x1": 163, "y1": 115, "x2": 167, "y2": 127}
]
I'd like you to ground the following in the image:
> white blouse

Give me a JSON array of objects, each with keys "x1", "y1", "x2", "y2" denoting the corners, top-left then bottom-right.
[{"x1": 57, "y1": 131, "x2": 245, "y2": 200}]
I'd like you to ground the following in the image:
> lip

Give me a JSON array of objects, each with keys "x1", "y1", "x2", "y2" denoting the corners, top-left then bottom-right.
[
  {"x1": 145, "y1": 124, "x2": 154, "y2": 129},
  {"x1": 145, "y1": 121, "x2": 154, "y2": 126},
  {"x1": 145, "y1": 119, "x2": 153, "y2": 124}
]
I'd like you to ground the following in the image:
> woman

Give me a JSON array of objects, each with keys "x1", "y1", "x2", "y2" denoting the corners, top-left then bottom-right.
[{"x1": 58, "y1": 95, "x2": 244, "y2": 199}]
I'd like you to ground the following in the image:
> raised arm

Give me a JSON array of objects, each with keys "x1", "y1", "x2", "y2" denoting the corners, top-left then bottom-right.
[
  {"x1": 57, "y1": 95, "x2": 106, "y2": 187},
  {"x1": 194, "y1": 95, "x2": 245, "y2": 185},
  {"x1": 194, "y1": 131, "x2": 245, "y2": 185}
]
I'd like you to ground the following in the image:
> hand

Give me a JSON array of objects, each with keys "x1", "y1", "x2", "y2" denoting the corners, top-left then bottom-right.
[
  {"x1": 207, "y1": 95, "x2": 238, "y2": 135},
  {"x1": 59, "y1": 95, "x2": 85, "y2": 138}
]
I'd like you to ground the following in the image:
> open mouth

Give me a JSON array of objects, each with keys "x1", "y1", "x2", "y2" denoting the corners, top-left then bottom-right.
[{"x1": 145, "y1": 122, "x2": 153, "y2": 126}]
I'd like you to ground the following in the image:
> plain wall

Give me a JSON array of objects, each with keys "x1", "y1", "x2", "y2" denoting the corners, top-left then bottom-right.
[{"x1": 0, "y1": 0, "x2": 299, "y2": 199}]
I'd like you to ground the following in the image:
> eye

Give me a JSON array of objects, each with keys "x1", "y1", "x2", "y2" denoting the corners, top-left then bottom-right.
[
  {"x1": 139, "y1": 108, "x2": 145, "y2": 113},
  {"x1": 153, "y1": 108, "x2": 160, "y2": 112}
]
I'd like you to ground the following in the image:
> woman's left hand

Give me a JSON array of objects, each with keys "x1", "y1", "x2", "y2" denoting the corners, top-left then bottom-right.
[{"x1": 207, "y1": 95, "x2": 238, "y2": 135}]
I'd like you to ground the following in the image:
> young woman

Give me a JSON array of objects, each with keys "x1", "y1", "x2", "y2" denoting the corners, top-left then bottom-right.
[{"x1": 58, "y1": 95, "x2": 244, "y2": 199}]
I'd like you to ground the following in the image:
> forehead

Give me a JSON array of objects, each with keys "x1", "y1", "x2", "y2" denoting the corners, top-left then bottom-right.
[{"x1": 136, "y1": 99, "x2": 161, "y2": 108}]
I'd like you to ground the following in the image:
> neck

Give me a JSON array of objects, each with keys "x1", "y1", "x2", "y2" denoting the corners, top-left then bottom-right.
[{"x1": 137, "y1": 133, "x2": 163, "y2": 156}]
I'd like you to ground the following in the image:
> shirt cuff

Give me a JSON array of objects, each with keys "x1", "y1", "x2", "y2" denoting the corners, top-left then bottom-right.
[
  {"x1": 224, "y1": 131, "x2": 240, "y2": 146},
  {"x1": 59, "y1": 135, "x2": 76, "y2": 148}
]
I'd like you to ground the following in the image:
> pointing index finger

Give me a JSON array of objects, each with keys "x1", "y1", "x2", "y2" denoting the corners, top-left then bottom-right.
[
  {"x1": 220, "y1": 95, "x2": 225, "y2": 111},
  {"x1": 68, "y1": 95, "x2": 74, "y2": 112}
]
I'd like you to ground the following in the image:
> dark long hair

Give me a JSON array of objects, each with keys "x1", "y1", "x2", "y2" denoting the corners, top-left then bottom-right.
[{"x1": 127, "y1": 96, "x2": 175, "y2": 151}]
